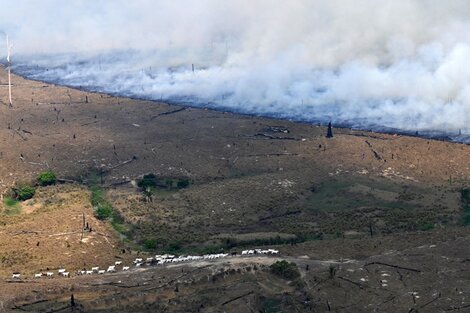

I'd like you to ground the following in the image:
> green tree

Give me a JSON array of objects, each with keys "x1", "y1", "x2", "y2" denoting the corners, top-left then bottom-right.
[
  {"x1": 137, "y1": 174, "x2": 158, "y2": 189},
  {"x1": 270, "y1": 260, "x2": 300, "y2": 280}
]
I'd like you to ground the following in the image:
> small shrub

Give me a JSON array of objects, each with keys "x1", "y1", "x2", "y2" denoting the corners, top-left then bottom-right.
[
  {"x1": 165, "y1": 240, "x2": 183, "y2": 253},
  {"x1": 418, "y1": 223, "x2": 435, "y2": 231},
  {"x1": 4, "y1": 197, "x2": 18, "y2": 207},
  {"x1": 176, "y1": 178, "x2": 190, "y2": 189},
  {"x1": 144, "y1": 238, "x2": 157, "y2": 250},
  {"x1": 270, "y1": 260, "x2": 300, "y2": 280},
  {"x1": 165, "y1": 178, "x2": 173, "y2": 188},
  {"x1": 137, "y1": 174, "x2": 158, "y2": 189},
  {"x1": 13, "y1": 185, "x2": 36, "y2": 201},
  {"x1": 96, "y1": 203, "x2": 113, "y2": 220},
  {"x1": 37, "y1": 171, "x2": 57, "y2": 186}
]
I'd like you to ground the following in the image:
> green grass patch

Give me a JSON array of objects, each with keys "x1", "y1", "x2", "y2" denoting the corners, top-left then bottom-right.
[
  {"x1": 417, "y1": 222, "x2": 435, "y2": 231},
  {"x1": 3, "y1": 196, "x2": 21, "y2": 215},
  {"x1": 461, "y1": 188, "x2": 470, "y2": 226},
  {"x1": 89, "y1": 185, "x2": 135, "y2": 241},
  {"x1": 260, "y1": 298, "x2": 284, "y2": 313},
  {"x1": 4, "y1": 197, "x2": 19, "y2": 207},
  {"x1": 304, "y1": 179, "x2": 412, "y2": 212}
]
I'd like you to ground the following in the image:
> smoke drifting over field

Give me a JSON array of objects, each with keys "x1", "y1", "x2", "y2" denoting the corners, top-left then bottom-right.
[{"x1": 3, "y1": 1, "x2": 470, "y2": 137}]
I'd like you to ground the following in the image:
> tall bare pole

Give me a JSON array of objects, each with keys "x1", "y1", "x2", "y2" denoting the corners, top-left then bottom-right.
[{"x1": 6, "y1": 35, "x2": 12, "y2": 106}]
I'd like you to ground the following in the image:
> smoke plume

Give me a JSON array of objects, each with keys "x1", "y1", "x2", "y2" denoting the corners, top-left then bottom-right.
[{"x1": 3, "y1": 0, "x2": 470, "y2": 139}]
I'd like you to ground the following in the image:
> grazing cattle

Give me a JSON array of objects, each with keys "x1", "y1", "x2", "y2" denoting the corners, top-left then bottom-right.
[
  {"x1": 46, "y1": 272, "x2": 54, "y2": 277},
  {"x1": 133, "y1": 258, "x2": 143, "y2": 264},
  {"x1": 135, "y1": 262, "x2": 143, "y2": 267},
  {"x1": 98, "y1": 270, "x2": 105, "y2": 274},
  {"x1": 86, "y1": 270, "x2": 93, "y2": 275},
  {"x1": 115, "y1": 261, "x2": 122, "y2": 265},
  {"x1": 34, "y1": 273, "x2": 42, "y2": 278},
  {"x1": 11, "y1": 273, "x2": 20, "y2": 279},
  {"x1": 79, "y1": 270, "x2": 86, "y2": 275},
  {"x1": 122, "y1": 266, "x2": 130, "y2": 271},
  {"x1": 62, "y1": 272, "x2": 70, "y2": 277},
  {"x1": 58, "y1": 268, "x2": 66, "y2": 274},
  {"x1": 91, "y1": 267, "x2": 99, "y2": 272},
  {"x1": 241, "y1": 250, "x2": 248, "y2": 255},
  {"x1": 146, "y1": 257, "x2": 154, "y2": 263},
  {"x1": 107, "y1": 266, "x2": 116, "y2": 272}
]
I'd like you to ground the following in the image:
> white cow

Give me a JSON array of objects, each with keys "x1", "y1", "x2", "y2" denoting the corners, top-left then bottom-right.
[
  {"x1": 107, "y1": 266, "x2": 116, "y2": 272},
  {"x1": 58, "y1": 268, "x2": 66, "y2": 274},
  {"x1": 91, "y1": 267, "x2": 100, "y2": 272},
  {"x1": 62, "y1": 272, "x2": 70, "y2": 277},
  {"x1": 98, "y1": 270, "x2": 105, "y2": 274},
  {"x1": 46, "y1": 272, "x2": 54, "y2": 277},
  {"x1": 11, "y1": 273, "x2": 20, "y2": 279},
  {"x1": 115, "y1": 261, "x2": 122, "y2": 265},
  {"x1": 34, "y1": 273, "x2": 42, "y2": 278},
  {"x1": 86, "y1": 270, "x2": 93, "y2": 275},
  {"x1": 122, "y1": 266, "x2": 130, "y2": 271}
]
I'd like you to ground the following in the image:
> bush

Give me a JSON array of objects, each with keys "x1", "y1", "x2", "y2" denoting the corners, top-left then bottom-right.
[
  {"x1": 270, "y1": 260, "x2": 300, "y2": 280},
  {"x1": 4, "y1": 197, "x2": 18, "y2": 207},
  {"x1": 37, "y1": 171, "x2": 57, "y2": 186},
  {"x1": 176, "y1": 178, "x2": 190, "y2": 189},
  {"x1": 13, "y1": 185, "x2": 36, "y2": 201},
  {"x1": 137, "y1": 174, "x2": 158, "y2": 190},
  {"x1": 165, "y1": 178, "x2": 173, "y2": 188},
  {"x1": 144, "y1": 238, "x2": 157, "y2": 250},
  {"x1": 96, "y1": 203, "x2": 113, "y2": 220}
]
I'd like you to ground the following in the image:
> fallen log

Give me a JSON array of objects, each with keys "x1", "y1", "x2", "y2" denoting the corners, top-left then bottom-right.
[
  {"x1": 221, "y1": 291, "x2": 255, "y2": 305},
  {"x1": 364, "y1": 261, "x2": 421, "y2": 273},
  {"x1": 151, "y1": 107, "x2": 186, "y2": 119}
]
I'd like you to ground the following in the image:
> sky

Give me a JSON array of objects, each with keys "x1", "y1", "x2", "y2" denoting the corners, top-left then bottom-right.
[{"x1": 2, "y1": 0, "x2": 470, "y2": 136}]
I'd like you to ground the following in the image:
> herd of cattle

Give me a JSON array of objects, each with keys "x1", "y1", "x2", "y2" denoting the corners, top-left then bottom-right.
[{"x1": 10, "y1": 248, "x2": 279, "y2": 279}]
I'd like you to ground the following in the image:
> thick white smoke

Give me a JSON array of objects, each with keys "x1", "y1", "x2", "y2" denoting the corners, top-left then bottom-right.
[{"x1": 3, "y1": 0, "x2": 470, "y2": 138}]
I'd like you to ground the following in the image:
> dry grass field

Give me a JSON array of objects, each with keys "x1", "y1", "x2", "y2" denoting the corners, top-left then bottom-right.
[{"x1": 0, "y1": 66, "x2": 470, "y2": 311}]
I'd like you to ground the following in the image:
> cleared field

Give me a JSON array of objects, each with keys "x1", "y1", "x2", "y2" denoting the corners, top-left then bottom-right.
[{"x1": 0, "y1": 67, "x2": 469, "y2": 311}]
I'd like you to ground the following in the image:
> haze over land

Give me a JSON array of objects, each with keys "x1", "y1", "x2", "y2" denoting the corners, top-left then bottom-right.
[{"x1": 2, "y1": 0, "x2": 470, "y2": 138}]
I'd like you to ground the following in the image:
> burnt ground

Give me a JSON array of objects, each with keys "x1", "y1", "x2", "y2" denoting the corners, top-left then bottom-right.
[{"x1": 0, "y1": 67, "x2": 469, "y2": 312}]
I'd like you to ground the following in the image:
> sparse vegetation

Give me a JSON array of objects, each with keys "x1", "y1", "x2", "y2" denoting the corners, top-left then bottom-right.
[
  {"x1": 90, "y1": 185, "x2": 113, "y2": 220},
  {"x1": 137, "y1": 173, "x2": 158, "y2": 190},
  {"x1": 2, "y1": 197, "x2": 21, "y2": 215},
  {"x1": 37, "y1": 171, "x2": 57, "y2": 186},
  {"x1": 144, "y1": 238, "x2": 157, "y2": 250},
  {"x1": 461, "y1": 188, "x2": 470, "y2": 226},
  {"x1": 176, "y1": 178, "x2": 190, "y2": 189},
  {"x1": 12, "y1": 184, "x2": 36, "y2": 201},
  {"x1": 3, "y1": 197, "x2": 18, "y2": 207},
  {"x1": 270, "y1": 260, "x2": 300, "y2": 280}
]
